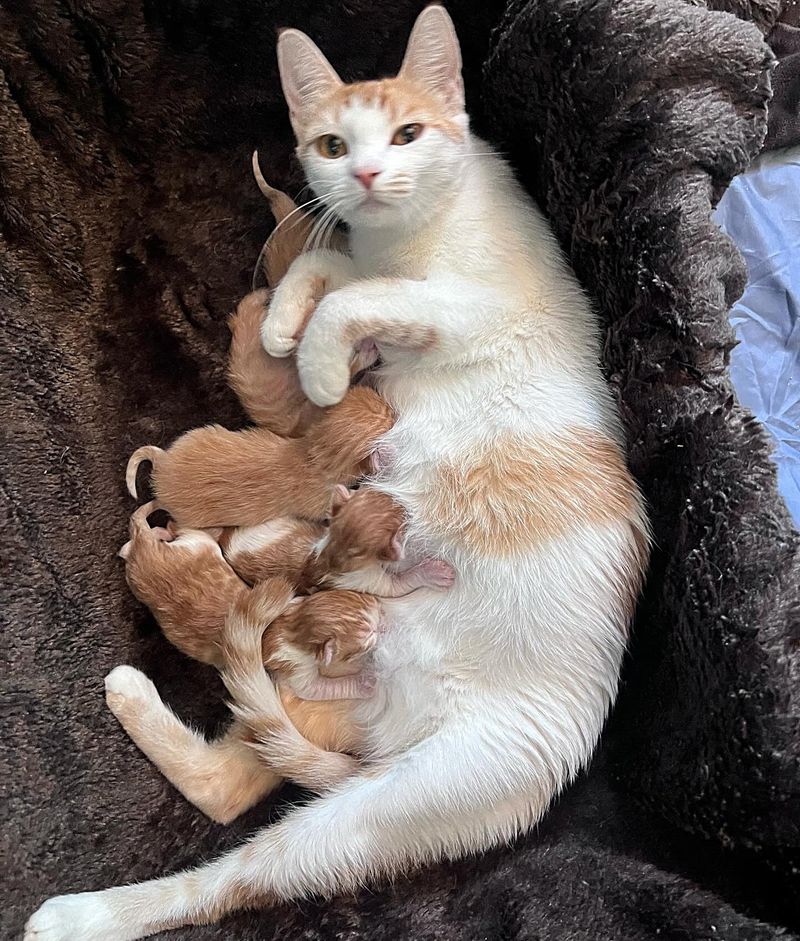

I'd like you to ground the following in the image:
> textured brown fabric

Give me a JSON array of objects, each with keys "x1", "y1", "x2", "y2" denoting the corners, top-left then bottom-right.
[{"x1": 3, "y1": 1, "x2": 799, "y2": 939}]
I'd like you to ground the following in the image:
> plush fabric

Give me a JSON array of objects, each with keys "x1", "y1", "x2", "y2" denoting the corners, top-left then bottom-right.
[
  {"x1": 2, "y1": 1, "x2": 798, "y2": 939},
  {"x1": 765, "y1": 1, "x2": 800, "y2": 149}
]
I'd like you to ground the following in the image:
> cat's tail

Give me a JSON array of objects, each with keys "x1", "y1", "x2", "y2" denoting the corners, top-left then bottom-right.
[
  {"x1": 125, "y1": 446, "x2": 164, "y2": 499},
  {"x1": 220, "y1": 580, "x2": 359, "y2": 791},
  {"x1": 24, "y1": 708, "x2": 566, "y2": 941}
]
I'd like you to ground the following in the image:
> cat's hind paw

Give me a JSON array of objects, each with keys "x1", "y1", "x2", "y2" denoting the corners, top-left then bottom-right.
[
  {"x1": 25, "y1": 893, "x2": 117, "y2": 941},
  {"x1": 104, "y1": 665, "x2": 160, "y2": 720}
]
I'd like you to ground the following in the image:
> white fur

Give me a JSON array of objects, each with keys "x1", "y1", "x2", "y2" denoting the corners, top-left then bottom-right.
[
  {"x1": 224, "y1": 519, "x2": 298, "y2": 558},
  {"x1": 27, "y1": 8, "x2": 646, "y2": 938}
]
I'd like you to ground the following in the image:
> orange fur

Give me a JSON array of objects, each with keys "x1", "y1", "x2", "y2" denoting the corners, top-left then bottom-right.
[
  {"x1": 120, "y1": 502, "x2": 248, "y2": 668},
  {"x1": 219, "y1": 518, "x2": 325, "y2": 587},
  {"x1": 264, "y1": 589, "x2": 380, "y2": 676},
  {"x1": 298, "y1": 77, "x2": 464, "y2": 145},
  {"x1": 126, "y1": 386, "x2": 394, "y2": 529},
  {"x1": 227, "y1": 290, "x2": 324, "y2": 436},
  {"x1": 424, "y1": 429, "x2": 647, "y2": 555},
  {"x1": 121, "y1": 508, "x2": 380, "y2": 691},
  {"x1": 343, "y1": 316, "x2": 438, "y2": 352},
  {"x1": 307, "y1": 487, "x2": 405, "y2": 586}
]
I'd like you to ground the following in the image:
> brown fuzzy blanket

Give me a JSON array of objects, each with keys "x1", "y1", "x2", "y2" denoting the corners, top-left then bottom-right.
[{"x1": 3, "y1": 1, "x2": 799, "y2": 939}]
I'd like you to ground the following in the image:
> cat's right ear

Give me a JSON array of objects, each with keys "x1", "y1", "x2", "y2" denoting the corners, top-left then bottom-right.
[{"x1": 277, "y1": 29, "x2": 343, "y2": 122}]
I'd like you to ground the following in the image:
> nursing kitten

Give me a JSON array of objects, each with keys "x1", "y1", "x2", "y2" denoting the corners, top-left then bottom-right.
[
  {"x1": 119, "y1": 499, "x2": 244, "y2": 669},
  {"x1": 28, "y1": 7, "x2": 649, "y2": 938},
  {"x1": 125, "y1": 384, "x2": 393, "y2": 528},
  {"x1": 118, "y1": 501, "x2": 381, "y2": 681},
  {"x1": 223, "y1": 485, "x2": 454, "y2": 595}
]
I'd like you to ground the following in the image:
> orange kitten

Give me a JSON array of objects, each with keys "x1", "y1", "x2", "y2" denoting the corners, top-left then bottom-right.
[
  {"x1": 125, "y1": 385, "x2": 394, "y2": 528},
  {"x1": 228, "y1": 288, "x2": 324, "y2": 436},
  {"x1": 120, "y1": 501, "x2": 379, "y2": 688},
  {"x1": 119, "y1": 500, "x2": 245, "y2": 669}
]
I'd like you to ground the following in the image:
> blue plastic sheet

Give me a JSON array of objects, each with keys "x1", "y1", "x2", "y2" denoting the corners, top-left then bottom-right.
[{"x1": 714, "y1": 147, "x2": 800, "y2": 526}]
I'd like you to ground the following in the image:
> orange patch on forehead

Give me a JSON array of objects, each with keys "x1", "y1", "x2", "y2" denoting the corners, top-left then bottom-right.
[{"x1": 300, "y1": 77, "x2": 464, "y2": 143}]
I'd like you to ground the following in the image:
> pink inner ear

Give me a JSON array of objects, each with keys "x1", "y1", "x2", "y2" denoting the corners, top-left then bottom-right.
[
  {"x1": 331, "y1": 484, "x2": 353, "y2": 514},
  {"x1": 322, "y1": 640, "x2": 336, "y2": 666}
]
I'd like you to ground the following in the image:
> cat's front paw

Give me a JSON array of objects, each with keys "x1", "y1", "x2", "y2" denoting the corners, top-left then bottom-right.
[
  {"x1": 261, "y1": 309, "x2": 301, "y2": 358},
  {"x1": 104, "y1": 665, "x2": 159, "y2": 720},
  {"x1": 301, "y1": 362, "x2": 352, "y2": 408},
  {"x1": 25, "y1": 893, "x2": 117, "y2": 941}
]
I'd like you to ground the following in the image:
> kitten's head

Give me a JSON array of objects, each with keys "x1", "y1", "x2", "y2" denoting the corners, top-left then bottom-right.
[{"x1": 277, "y1": 5, "x2": 467, "y2": 231}]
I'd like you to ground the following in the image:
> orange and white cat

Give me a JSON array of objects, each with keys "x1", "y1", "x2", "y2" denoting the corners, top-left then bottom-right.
[{"x1": 27, "y1": 7, "x2": 649, "y2": 938}]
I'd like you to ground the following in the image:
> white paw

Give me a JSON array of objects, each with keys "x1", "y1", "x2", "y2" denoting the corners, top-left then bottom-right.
[
  {"x1": 300, "y1": 362, "x2": 352, "y2": 407},
  {"x1": 419, "y1": 560, "x2": 456, "y2": 590},
  {"x1": 25, "y1": 893, "x2": 116, "y2": 941},
  {"x1": 104, "y1": 665, "x2": 159, "y2": 717},
  {"x1": 260, "y1": 314, "x2": 298, "y2": 358}
]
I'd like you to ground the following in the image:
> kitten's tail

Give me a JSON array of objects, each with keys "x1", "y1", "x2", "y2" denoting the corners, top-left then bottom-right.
[
  {"x1": 220, "y1": 580, "x2": 358, "y2": 792},
  {"x1": 118, "y1": 499, "x2": 163, "y2": 559},
  {"x1": 125, "y1": 446, "x2": 164, "y2": 499}
]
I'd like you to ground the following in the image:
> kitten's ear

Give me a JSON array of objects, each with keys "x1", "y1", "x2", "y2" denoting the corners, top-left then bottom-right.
[
  {"x1": 380, "y1": 535, "x2": 404, "y2": 563},
  {"x1": 277, "y1": 29, "x2": 343, "y2": 121},
  {"x1": 399, "y1": 5, "x2": 464, "y2": 115},
  {"x1": 330, "y1": 484, "x2": 353, "y2": 515}
]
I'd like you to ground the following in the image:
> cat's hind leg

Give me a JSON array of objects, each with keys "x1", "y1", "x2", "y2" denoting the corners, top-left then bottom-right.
[{"x1": 104, "y1": 665, "x2": 280, "y2": 824}]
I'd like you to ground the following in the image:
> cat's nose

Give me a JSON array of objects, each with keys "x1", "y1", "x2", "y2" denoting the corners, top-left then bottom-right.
[{"x1": 353, "y1": 168, "x2": 381, "y2": 190}]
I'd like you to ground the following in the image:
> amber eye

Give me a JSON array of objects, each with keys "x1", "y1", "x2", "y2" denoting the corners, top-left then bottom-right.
[
  {"x1": 316, "y1": 135, "x2": 348, "y2": 158},
  {"x1": 391, "y1": 123, "x2": 424, "y2": 146}
]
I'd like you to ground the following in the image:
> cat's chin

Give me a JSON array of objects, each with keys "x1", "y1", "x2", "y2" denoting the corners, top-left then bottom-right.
[{"x1": 346, "y1": 201, "x2": 417, "y2": 231}]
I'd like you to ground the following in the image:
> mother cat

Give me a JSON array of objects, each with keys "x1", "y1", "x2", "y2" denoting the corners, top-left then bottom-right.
[{"x1": 26, "y1": 7, "x2": 649, "y2": 939}]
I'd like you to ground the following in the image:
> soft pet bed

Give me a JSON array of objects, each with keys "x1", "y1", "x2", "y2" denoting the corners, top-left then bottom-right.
[{"x1": 2, "y1": 1, "x2": 799, "y2": 939}]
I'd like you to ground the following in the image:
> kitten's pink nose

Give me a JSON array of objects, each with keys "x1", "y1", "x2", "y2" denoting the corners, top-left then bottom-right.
[{"x1": 353, "y1": 168, "x2": 380, "y2": 190}]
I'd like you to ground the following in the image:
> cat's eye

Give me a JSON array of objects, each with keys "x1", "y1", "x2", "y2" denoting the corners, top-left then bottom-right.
[
  {"x1": 316, "y1": 134, "x2": 348, "y2": 159},
  {"x1": 391, "y1": 123, "x2": 424, "y2": 146}
]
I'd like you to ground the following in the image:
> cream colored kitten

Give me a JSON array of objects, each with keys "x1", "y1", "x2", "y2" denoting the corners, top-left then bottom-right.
[{"x1": 27, "y1": 7, "x2": 649, "y2": 939}]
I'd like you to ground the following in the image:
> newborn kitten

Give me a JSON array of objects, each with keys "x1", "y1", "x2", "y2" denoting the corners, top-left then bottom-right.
[
  {"x1": 310, "y1": 485, "x2": 456, "y2": 595},
  {"x1": 120, "y1": 500, "x2": 379, "y2": 690},
  {"x1": 125, "y1": 385, "x2": 394, "y2": 528},
  {"x1": 263, "y1": 589, "x2": 380, "y2": 701},
  {"x1": 229, "y1": 170, "x2": 376, "y2": 436},
  {"x1": 221, "y1": 487, "x2": 454, "y2": 595},
  {"x1": 228, "y1": 288, "x2": 324, "y2": 437},
  {"x1": 105, "y1": 579, "x2": 369, "y2": 824},
  {"x1": 219, "y1": 517, "x2": 325, "y2": 587},
  {"x1": 119, "y1": 500, "x2": 244, "y2": 669}
]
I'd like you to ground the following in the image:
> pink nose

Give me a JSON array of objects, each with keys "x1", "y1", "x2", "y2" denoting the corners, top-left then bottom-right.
[{"x1": 354, "y1": 169, "x2": 380, "y2": 190}]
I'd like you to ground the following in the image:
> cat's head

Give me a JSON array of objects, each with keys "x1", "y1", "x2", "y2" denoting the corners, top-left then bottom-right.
[{"x1": 277, "y1": 5, "x2": 467, "y2": 231}]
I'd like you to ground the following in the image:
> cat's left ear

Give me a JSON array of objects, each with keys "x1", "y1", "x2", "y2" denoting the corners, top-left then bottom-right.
[
  {"x1": 277, "y1": 29, "x2": 343, "y2": 123},
  {"x1": 399, "y1": 5, "x2": 464, "y2": 115}
]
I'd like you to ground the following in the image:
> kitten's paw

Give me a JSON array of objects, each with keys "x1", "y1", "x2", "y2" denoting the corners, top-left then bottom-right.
[
  {"x1": 418, "y1": 559, "x2": 456, "y2": 590},
  {"x1": 104, "y1": 665, "x2": 159, "y2": 718},
  {"x1": 25, "y1": 893, "x2": 116, "y2": 941}
]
